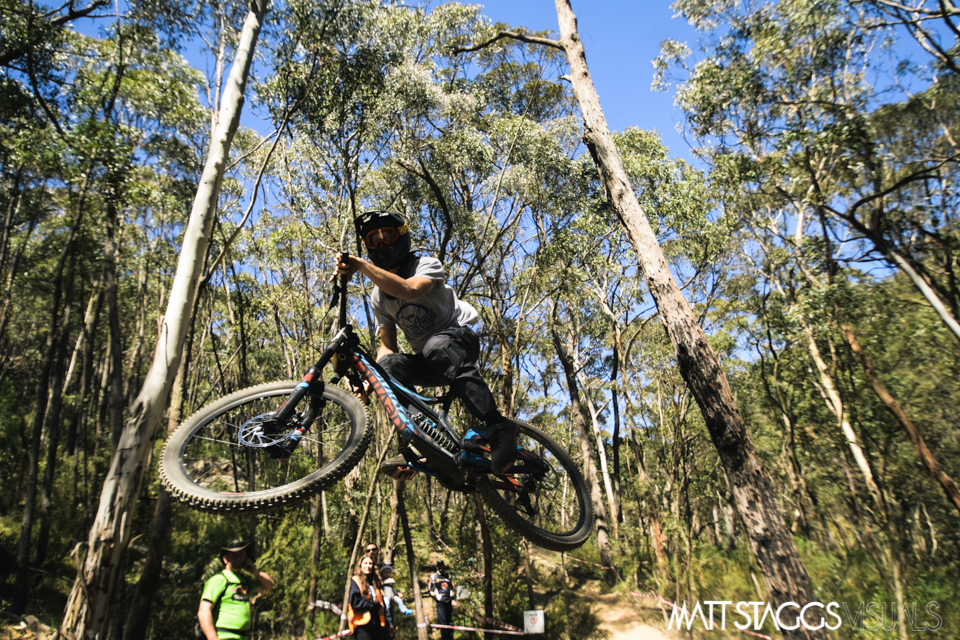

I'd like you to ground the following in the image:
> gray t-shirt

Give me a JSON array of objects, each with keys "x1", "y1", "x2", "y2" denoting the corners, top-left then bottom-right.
[{"x1": 371, "y1": 256, "x2": 478, "y2": 353}]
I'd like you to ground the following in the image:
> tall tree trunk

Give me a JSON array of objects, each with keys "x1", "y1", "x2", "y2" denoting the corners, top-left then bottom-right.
[
  {"x1": 839, "y1": 321, "x2": 960, "y2": 516},
  {"x1": 60, "y1": 4, "x2": 269, "y2": 637},
  {"x1": 384, "y1": 481, "x2": 400, "y2": 567},
  {"x1": 123, "y1": 274, "x2": 208, "y2": 640},
  {"x1": 807, "y1": 327, "x2": 909, "y2": 640},
  {"x1": 104, "y1": 197, "x2": 125, "y2": 448},
  {"x1": 67, "y1": 288, "x2": 103, "y2": 457},
  {"x1": 62, "y1": 281, "x2": 102, "y2": 408},
  {"x1": 36, "y1": 297, "x2": 76, "y2": 565},
  {"x1": 423, "y1": 477, "x2": 436, "y2": 541},
  {"x1": 610, "y1": 354, "x2": 623, "y2": 526},
  {"x1": 397, "y1": 480, "x2": 429, "y2": 640},
  {"x1": 549, "y1": 303, "x2": 613, "y2": 570},
  {"x1": 550, "y1": 2, "x2": 823, "y2": 634},
  {"x1": 307, "y1": 494, "x2": 324, "y2": 626},
  {"x1": 572, "y1": 336, "x2": 619, "y2": 540},
  {"x1": 472, "y1": 494, "x2": 494, "y2": 640},
  {"x1": 615, "y1": 340, "x2": 669, "y2": 570},
  {"x1": 626, "y1": 413, "x2": 668, "y2": 570},
  {"x1": 803, "y1": 327, "x2": 887, "y2": 514},
  {"x1": 0, "y1": 213, "x2": 36, "y2": 348},
  {"x1": 13, "y1": 189, "x2": 86, "y2": 614},
  {"x1": 121, "y1": 491, "x2": 173, "y2": 640}
]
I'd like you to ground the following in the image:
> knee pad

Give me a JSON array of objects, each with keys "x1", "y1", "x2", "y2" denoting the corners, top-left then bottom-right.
[
  {"x1": 377, "y1": 353, "x2": 407, "y2": 376},
  {"x1": 423, "y1": 334, "x2": 468, "y2": 381}
]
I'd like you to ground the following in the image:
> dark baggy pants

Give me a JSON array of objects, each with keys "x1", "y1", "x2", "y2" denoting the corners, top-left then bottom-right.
[
  {"x1": 378, "y1": 326, "x2": 500, "y2": 423},
  {"x1": 435, "y1": 600, "x2": 453, "y2": 640}
]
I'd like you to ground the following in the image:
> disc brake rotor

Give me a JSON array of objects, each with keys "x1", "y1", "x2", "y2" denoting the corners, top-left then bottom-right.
[{"x1": 237, "y1": 413, "x2": 293, "y2": 448}]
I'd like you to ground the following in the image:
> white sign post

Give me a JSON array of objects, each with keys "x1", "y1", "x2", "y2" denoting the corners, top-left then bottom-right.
[{"x1": 524, "y1": 609, "x2": 545, "y2": 635}]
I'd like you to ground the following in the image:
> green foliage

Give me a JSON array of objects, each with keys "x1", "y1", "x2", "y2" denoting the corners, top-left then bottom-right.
[{"x1": 3, "y1": 3, "x2": 960, "y2": 640}]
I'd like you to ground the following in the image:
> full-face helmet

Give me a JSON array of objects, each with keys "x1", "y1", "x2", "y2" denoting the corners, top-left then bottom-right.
[{"x1": 354, "y1": 210, "x2": 412, "y2": 270}]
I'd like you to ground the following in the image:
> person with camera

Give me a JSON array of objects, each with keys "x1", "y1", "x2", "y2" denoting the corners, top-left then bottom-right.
[{"x1": 197, "y1": 540, "x2": 274, "y2": 640}]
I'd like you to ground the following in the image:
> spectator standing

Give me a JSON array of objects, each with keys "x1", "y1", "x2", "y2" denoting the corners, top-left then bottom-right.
[
  {"x1": 365, "y1": 542, "x2": 381, "y2": 572},
  {"x1": 197, "y1": 540, "x2": 274, "y2": 640},
  {"x1": 348, "y1": 554, "x2": 392, "y2": 640},
  {"x1": 427, "y1": 560, "x2": 456, "y2": 640}
]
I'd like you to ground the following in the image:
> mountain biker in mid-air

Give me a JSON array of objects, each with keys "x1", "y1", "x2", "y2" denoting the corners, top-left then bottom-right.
[{"x1": 332, "y1": 210, "x2": 517, "y2": 476}]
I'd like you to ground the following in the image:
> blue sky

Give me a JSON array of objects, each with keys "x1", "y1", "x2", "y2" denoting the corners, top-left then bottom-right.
[{"x1": 473, "y1": 0, "x2": 700, "y2": 161}]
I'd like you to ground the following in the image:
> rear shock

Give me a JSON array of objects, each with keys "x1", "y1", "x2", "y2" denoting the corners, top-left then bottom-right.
[{"x1": 414, "y1": 413, "x2": 459, "y2": 454}]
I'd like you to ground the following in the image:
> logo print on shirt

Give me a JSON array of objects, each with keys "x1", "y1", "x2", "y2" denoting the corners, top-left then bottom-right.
[{"x1": 396, "y1": 302, "x2": 437, "y2": 338}]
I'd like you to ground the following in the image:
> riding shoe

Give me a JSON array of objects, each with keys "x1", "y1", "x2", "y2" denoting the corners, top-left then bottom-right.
[{"x1": 487, "y1": 422, "x2": 519, "y2": 474}]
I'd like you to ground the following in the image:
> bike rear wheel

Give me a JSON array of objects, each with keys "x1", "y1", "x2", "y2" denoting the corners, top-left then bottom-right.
[
  {"x1": 160, "y1": 381, "x2": 369, "y2": 513},
  {"x1": 477, "y1": 419, "x2": 593, "y2": 551}
]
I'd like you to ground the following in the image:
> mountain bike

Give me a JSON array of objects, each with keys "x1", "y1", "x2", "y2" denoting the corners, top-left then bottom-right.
[{"x1": 159, "y1": 263, "x2": 593, "y2": 551}]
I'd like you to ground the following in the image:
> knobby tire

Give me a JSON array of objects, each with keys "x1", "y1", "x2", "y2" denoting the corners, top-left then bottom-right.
[
  {"x1": 160, "y1": 381, "x2": 369, "y2": 513},
  {"x1": 477, "y1": 420, "x2": 593, "y2": 551}
]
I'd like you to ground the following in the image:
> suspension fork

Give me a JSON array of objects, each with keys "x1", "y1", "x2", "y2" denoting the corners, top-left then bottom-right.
[{"x1": 270, "y1": 326, "x2": 351, "y2": 425}]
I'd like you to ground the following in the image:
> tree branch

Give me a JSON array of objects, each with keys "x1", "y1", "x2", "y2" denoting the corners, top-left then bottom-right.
[
  {"x1": 0, "y1": 0, "x2": 111, "y2": 68},
  {"x1": 449, "y1": 30, "x2": 563, "y2": 54}
]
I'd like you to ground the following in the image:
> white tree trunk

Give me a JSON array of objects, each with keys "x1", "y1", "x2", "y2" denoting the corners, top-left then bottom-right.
[
  {"x1": 60, "y1": 3, "x2": 269, "y2": 637},
  {"x1": 574, "y1": 367, "x2": 618, "y2": 539},
  {"x1": 803, "y1": 326, "x2": 886, "y2": 511}
]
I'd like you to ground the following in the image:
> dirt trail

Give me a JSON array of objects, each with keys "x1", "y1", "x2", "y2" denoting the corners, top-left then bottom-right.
[
  {"x1": 577, "y1": 583, "x2": 676, "y2": 640},
  {"x1": 526, "y1": 550, "x2": 677, "y2": 640}
]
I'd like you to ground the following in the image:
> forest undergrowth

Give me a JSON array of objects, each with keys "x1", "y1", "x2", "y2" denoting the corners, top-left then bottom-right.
[{"x1": 4, "y1": 1, "x2": 960, "y2": 639}]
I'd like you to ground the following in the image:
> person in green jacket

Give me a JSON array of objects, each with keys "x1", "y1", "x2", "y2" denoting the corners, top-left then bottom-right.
[{"x1": 198, "y1": 540, "x2": 275, "y2": 640}]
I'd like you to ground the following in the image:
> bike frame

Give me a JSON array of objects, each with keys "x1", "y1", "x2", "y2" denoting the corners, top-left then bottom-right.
[{"x1": 268, "y1": 265, "x2": 484, "y2": 489}]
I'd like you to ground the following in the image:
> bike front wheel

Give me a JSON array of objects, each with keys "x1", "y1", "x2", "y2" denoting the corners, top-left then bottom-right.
[
  {"x1": 160, "y1": 381, "x2": 369, "y2": 513},
  {"x1": 477, "y1": 419, "x2": 593, "y2": 551}
]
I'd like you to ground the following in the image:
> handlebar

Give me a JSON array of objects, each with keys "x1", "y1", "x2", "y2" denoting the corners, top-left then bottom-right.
[{"x1": 329, "y1": 252, "x2": 351, "y2": 330}]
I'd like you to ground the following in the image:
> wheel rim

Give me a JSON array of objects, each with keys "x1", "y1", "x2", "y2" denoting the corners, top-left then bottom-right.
[
  {"x1": 488, "y1": 424, "x2": 589, "y2": 540},
  {"x1": 176, "y1": 388, "x2": 356, "y2": 496}
]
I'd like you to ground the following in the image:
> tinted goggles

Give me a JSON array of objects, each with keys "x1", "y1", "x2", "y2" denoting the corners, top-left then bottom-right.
[{"x1": 363, "y1": 224, "x2": 407, "y2": 249}]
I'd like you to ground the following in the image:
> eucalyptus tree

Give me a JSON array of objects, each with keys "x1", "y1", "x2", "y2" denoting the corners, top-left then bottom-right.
[
  {"x1": 5, "y1": 10, "x2": 210, "y2": 611},
  {"x1": 588, "y1": 126, "x2": 733, "y2": 572},
  {"x1": 452, "y1": 3, "x2": 826, "y2": 631},
  {"x1": 660, "y1": 0, "x2": 960, "y2": 529},
  {"x1": 736, "y1": 205, "x2": 920, "y2": 638},
  {"x1": 657, "y1": 0, "x2": 960, "y2": 344},
  {"x1": 61, "y1": 1, "x2": 271, "y2": 636},
  {"x1": 732, "y1": 202, "x2": 960, "y2": 623}
]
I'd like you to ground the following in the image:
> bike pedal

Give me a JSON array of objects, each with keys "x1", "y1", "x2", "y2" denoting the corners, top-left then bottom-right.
[{"x1": 461, "y1": 440, "x2": 489, "y2": 454}]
